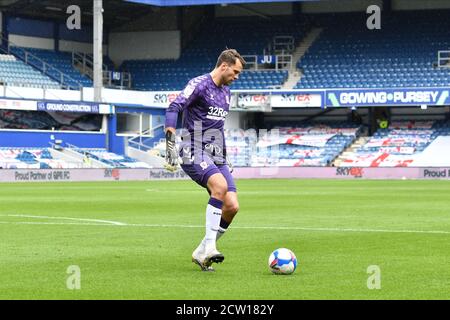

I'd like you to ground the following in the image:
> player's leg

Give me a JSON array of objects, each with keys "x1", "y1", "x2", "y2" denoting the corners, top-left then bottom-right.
[
  {"x1": 181, "y1": 158, "x2": 227, "y2": 271},
  {"x1": 216, "y1": 164, "x2": 239, "y2": 241},
  {"x1": 217, "y1": 191, "x2": 239, "y2": 241},
  {"x1": 201, "y1": 172, "x2": 228, "y2": 266},
  {"x1": 204, "y1": 172, "x2": 228, "y2": 247}
]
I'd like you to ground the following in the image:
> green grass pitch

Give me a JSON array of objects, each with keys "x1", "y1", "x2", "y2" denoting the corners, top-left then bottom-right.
[{"x1": 0, "y1": 179, "x2": 449, "y2": 300}]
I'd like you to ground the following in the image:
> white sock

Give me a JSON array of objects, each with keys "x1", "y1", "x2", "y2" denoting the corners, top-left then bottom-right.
[
  {"x1": 204, "y1": 198, "x2": 223, "y2": 250},
  {"x1": 216, "y1": 226, "x2": 226, "y2": 241}
]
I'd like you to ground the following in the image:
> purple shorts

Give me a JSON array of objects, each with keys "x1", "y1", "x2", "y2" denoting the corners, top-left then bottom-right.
[{"x1": 181, "y1": 155, "x2": 237, "y2": 192}]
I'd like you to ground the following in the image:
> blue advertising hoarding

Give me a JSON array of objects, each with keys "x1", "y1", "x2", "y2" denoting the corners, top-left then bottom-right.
[
  {"x1": 37, "y1": 102, "x2": 113, "y2": 114},
  {"x1": 38, "y1": 102, "x2": 99, "y2": 113},
  {"x1": 326, "y1": 88, "x2": 450, "y2": 107}
]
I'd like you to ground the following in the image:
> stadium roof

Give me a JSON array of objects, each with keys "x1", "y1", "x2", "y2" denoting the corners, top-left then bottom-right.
[
  {"x1": 127, "y1": 0, "x2": 318, "y2": 6},
  {"x1": 0, "y1": 0, "x2": 156, "y2": 28},
  {"x1": 0, "y1": 0, "x2": 319, "y2": 28}
]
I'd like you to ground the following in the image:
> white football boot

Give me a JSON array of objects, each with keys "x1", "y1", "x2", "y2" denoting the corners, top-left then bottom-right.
[
  {"x1": 191, "y1": 241, "x2": 215, "y2": 272},
  {"x1": 203, "y1": 242, "x2": 224, "y2": 268}
]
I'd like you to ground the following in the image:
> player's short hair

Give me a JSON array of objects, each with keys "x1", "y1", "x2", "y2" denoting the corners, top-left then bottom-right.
[{"x1": 216, "y1": 49, "x2": 246, "y2": 68}]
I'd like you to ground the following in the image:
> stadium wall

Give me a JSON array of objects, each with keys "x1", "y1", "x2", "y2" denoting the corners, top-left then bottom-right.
[
  {"x1": 301, "y1": 0, "x2": 450, "y2": 12},
  {"x1": 390, "y1": 107, "x2": 449, "y2": 122},
  {"x1": 7, "y1": 16, "x2": 53, "y2": 39},
  {"x1": 0, "y1": 131, "x2": 106, "y2": 148},
  {"x1": 180, "y1": 6, "x2": 208, "y2": 49},
  {"x1": 1, "y1": 167, "x2": 450, "y2": 183},
  {"x1": 182, "y1": 6, "x2": 207, "y2": 31},
  {"x1": 107, "y1": 114, "x2": 124, "y2": 155},
  {"x1": 301, "y1": 0, "x2": 383, "y2": 13},
  {"x1": 8, "y1": 36, "x2": 108, "y2": 54},
  {"x1": 108, "y1": 30, "x2": 180, "y2": 65},
  {"x1": 109, "y1": 7, "x2": 178, "y2": 32},
  {"x1": 58, "y1": 40, "x2": 108, "y2": 55},
  {"x1": 215, "y1": 2, "x2": 293, "y2": 17},
  {"x1": 8, "y1": 34, "x2": 54, "y2": 50},
  {"x1": 392, "y1": 0, "x2": 450, "y2": 10},
  {"x1": 6, "y1": 15, "x2": 54, "y2": 49},
  {"x1": 58, "y1": 23, "x2": 108, "y2": 53},
  {"x1": 5, "y1": 15, "x2": 108, "y2": 53}
]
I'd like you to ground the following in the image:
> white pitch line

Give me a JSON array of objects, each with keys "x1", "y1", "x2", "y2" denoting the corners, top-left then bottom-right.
[
  {"x1": 124, "y1": 223, "x2": 450, "y2": 235},
  {"x1": 1, "y1": 214, "x2": 126, "y2": 226},
  {"x1": 231, "y1": 225, "x2": 450, "y2": 235},
  {"x1": 0, "y1": 216, "x2": 449, "y2": 235},
  {"x1": 0, "y1": 221, "x2": 113, "y2": 227}
]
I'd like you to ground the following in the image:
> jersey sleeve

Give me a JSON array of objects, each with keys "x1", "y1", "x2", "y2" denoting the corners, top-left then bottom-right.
[{"x1": 164, "y1": 79, "x2": 201, "y2": 129}]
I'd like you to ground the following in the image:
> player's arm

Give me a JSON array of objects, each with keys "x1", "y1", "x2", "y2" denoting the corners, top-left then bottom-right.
[
  {"x1": 164, "y1": 80, "x2": 200, "y2": 167},
  {"x1": 164, "y1": 100, "x2": 183, "y2": 168}
]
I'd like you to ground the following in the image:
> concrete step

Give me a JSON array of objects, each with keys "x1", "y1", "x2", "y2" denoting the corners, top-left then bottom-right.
[
  {"x1": 283, "y1": 28, "x2": 323, "y2": 89},
  {"x1": 332, "y1": 135, "x2": 370, "y2": 166}
]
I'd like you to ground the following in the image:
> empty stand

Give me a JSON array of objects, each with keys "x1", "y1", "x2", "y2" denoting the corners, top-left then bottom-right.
[
  {"x1": 0, "y1": 54, "x2": 60, "y2": 89},
  {"x1": 337, "y1": 120, "x2": 450, "y2": 167},
  {"x1": 0, "y1": 148, "x2": 79, "y2": 169},
  {"x1": 295, "y1": 11, "x2": 450, "y2": 89},
  {"x1": 74, "y1": 148, "x2": 152, "y2": 168},
  {"x1": 0, "y1": 146, "x2": 152, "y2": 169},
  {"x1": 225, "y1": 128, "x2": 257, "y2": 167},
  {"x1": 122, "y1": 17, "x2": 310, "y2": 91},
  {"x1": 148, "y1": 124, "x2": 360, "y2": 167},
  {"x1": 252, "y1": 124, "x2": 360, "y2": 167},
  {"x1": 10, "y1": 47, "x2": 93, "y2": 88}
]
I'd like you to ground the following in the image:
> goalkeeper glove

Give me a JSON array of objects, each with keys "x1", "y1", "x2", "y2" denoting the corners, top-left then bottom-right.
[
  {"x1": 165, "y1": 130, "x2": 179, "y2": 171},
  {"x1": 226, "y1": 156, "x2": 234, "y2": 173}
]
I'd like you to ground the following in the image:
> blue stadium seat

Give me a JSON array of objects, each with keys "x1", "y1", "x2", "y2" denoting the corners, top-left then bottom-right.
[
  {"x1": 0, "y1": 54, "x2": 61, "y2": 89},
  {"x1": 121, "y1": 18, "x2": 310, "y2": 91},
  {"x1": 9, "y1": 47, "x2": 99, "y2": 88},
  {"x1": 295, "y1": 11, "x2": 450, "y2": 89}
]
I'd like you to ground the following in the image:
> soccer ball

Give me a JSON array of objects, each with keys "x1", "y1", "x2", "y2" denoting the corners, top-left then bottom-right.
[{"x1": 268, "y1": 248, "x2": 297, "y2": 275}]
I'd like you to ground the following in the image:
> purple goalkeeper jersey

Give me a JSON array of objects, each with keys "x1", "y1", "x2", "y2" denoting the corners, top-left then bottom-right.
[{"x1": 165, "y1": 73, "x2": 231, "y2": 163}]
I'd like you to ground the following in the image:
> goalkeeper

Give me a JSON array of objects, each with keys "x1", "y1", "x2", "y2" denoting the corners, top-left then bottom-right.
[{"x1": 164, "y1": 49, "x2": 245, "y2": 271}]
